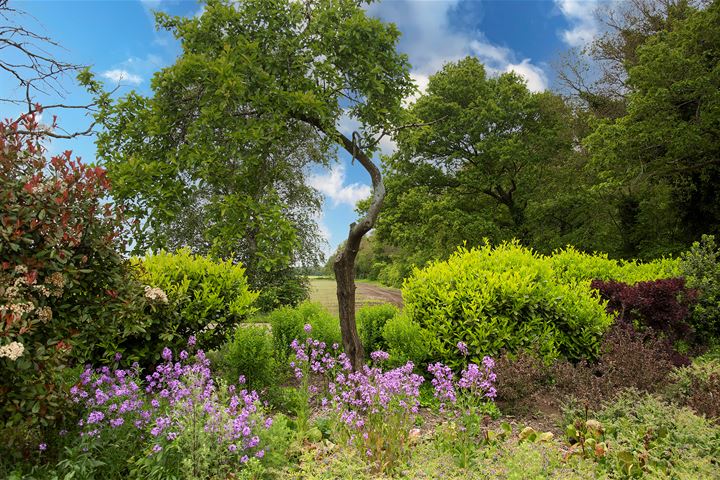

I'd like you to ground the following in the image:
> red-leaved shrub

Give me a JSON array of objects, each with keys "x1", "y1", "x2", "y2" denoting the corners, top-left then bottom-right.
[
  {"x1": 591, "y1": 277, "x2": 697, "y2": 344},
  {"x1": 1, "y1": 110, "x2": 144, "y2": 454}
]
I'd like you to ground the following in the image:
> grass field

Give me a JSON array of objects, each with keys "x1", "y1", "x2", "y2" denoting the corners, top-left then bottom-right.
[{"x1": 308, "y1": 278, "x2": 402, "y2": 317}]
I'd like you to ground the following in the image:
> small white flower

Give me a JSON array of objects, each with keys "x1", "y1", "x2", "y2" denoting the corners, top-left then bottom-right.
[
  {"x1": 144, "y1": 285, "x2": 169, "y2": 304},
  {"x1": 0, "y1": 341, "x2": 25, "y2": 361}
]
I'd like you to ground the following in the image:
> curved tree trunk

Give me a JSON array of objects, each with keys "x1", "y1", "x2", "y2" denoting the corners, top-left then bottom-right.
[
  {"x1": 296, "y1": 113, "x2": 385, "y2": 370},
  {"x1": 332, "y1": 131, "x2": 385, "y2": 370}
]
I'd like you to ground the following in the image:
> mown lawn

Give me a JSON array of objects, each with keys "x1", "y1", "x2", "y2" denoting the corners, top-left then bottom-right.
[{"x1": 308, "y1": 278, "x2": 402, "y2": 317}]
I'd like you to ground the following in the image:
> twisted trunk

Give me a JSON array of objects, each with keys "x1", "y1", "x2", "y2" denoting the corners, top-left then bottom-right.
[{"x1": 332, "y1": 131, "x2": 385, "y2": 370}]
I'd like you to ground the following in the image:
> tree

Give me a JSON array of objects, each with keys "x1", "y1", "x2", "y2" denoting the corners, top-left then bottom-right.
[
  {"x1": 95, "y1": 0, "x2": 414, "y2": 368},
  {"x1": 376, "y1": 57, "x2": 572, "y2": 268},
  {"x1": 586, "y1": 0, "x2": 720, "y2": 252},
  {"x1": 557, "y1": 0, "x2": 700, "y2": 118},
  {"x1": 0, "y1": 0, "x2": 103, "y2": 138}
]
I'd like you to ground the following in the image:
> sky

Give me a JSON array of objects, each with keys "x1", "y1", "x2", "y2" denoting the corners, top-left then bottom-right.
[{"x1": 1, "y1": 0, "x2": 605, "y2": 260}]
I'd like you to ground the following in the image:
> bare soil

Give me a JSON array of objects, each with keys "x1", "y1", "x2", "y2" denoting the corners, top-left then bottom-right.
[{"x1": 355, "y1": 282, "x2": 403, "y2": 309}]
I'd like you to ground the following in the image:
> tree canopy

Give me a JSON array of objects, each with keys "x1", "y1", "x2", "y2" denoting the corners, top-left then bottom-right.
[{"x1": 95, "y1": 0, "x2": 414, "y2": 363}]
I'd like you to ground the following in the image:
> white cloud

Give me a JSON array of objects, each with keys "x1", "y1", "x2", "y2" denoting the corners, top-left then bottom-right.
[
  {"x1": 555, "y1": 0, "x2": 600, "y2": 47},
  {"x1": 505, "y1": 59, "x2": 549, "y2": 92},
  {"x1": 368, "y1": 1, "x2": 548, "y2": 97},
  {"x1": 312, "y1": 211, "x2": 333, "y2": 259},
  {"x1": 308, "y1": 165, "x2": 371, "y2": 208},
  {"x1": 101, "y1": 69, "x2": 143, "y2": 85},
  {"x1": 376, "y1": 135, "x2": 397, "y2": 157},
  {"x1": 336, "y1": 111, "x2": 362, "y2": 138}
]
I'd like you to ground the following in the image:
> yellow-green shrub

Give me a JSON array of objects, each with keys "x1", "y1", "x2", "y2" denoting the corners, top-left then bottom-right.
[
  {"x1": 549, "y1": 246, "x2": 679, "y2": 284},
  {"x1": 124, "y1": 249, "x2": 258, "y2": 364},
  {"x1": 403, "y1": 243, "x2": 614, "y2": 367}
]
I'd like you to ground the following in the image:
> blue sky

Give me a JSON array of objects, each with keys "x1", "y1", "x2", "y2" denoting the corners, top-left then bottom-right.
[{"x1": 1, "y1": 0, "x2": 604, "y2": 259}]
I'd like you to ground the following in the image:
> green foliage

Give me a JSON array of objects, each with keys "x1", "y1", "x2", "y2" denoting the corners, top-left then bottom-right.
[
  {"x1": 374, "y1": 56, "x2": 581, "y2": 278},
  {"x1": 376, "y1": 260, "x2": 412, "y2": 289},
  {"x1": 585, "y1": 2, "x2": 720, "y2": 252},
  {"x1": 0, "y1": 114, "x2": 144, "y2": 450},
  {"x1": 216, "y1": 324, "x2": 276, "y2": 391},
  {"x1": 125, "y1": 249, "x2": 258, "y2": 365},
  {"x1": 568, "y1": 391, "x2": 720, "y2": 478},
  {"x1": 681, "y1": 234, "x2": 720, "y2": 340},
  {"x1": 403, "y1": 242, "x2": 615, "y2": 367},
  {"x1": 665, "y1": 357, "x2": 720, "y2": 422},
  {"x1": 549, "y1": 246, "x2": 679, "y2": 284},
  {"x1": 92, "y1": 0, "x2": 415, "y2": 314},
  {"x1": 268, "y1": 302, "x2": 341, "y2": 361},
  {"x1": 381, "y1": 313, "x2": 430, "y2": 368},
  {"x1": 357, "y1": 304, "x2": 398, "y2": 354}
]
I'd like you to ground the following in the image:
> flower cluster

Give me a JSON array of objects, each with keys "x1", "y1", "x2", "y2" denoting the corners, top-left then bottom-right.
[
  {"x1": 427, "y1": 346, "x2": 498, "y2": 467},
  {"x1": 143, "y1": 285, "x2": 169, "y2": 304},
  {"x1": 332, "y1": 358, "x2": 424, "y2": 471},
  {"x1": 290, "y1": 329, "x2": 424, "y2": 472},
  {"x1": 458, "y1": 357, "x2": 497, "y2": 398},
  {"x1": 428, "y1": 356, "x2": 497, "y2": 406},
  {"x1": 70, "y1": 339, "x2": 271, "y2": 464},
  {"x1": 0, "y1": 341, "x2": 25, "y2": 361}
]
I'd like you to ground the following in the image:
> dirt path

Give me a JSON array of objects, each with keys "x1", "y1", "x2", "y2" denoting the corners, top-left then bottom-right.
[{"x1": 355, "y1": 282, "x2": 403, "y2": 308}]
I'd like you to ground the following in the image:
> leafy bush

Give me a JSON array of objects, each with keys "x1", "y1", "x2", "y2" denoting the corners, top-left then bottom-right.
[
  {"x1": 591, "y1": 277, "x2": 697, "y2": 345},
  {"x1": 496, "y1": 324, "x2": 681, "y2": 414},
  {"x1": 666, "y1": 358, "x2": 720, "y2": 422},
  {"x1": 381, "y1": 313, "x2": 431, "y2": 368},
  {"x1": 494, "y1": 351, "x2": 554, "y2": 415},
  {"x1": 253, "y1": 267, "x2": 309, "y2": 313},
  {"x1": 268, "y1": 302, "x2": 341, "y2": 361},
  {"x1": 553, "y1": 324, "x2": 682, "y2": 404},
  {"x1": 217, "y1": 324, "x2": 276, "y2": 392},
  {"x1": 550, "y1": 246, "x2": 679, "y2": 284},
  {"x1": 681, "y1": 234, "x2": 720, "y2": 340},
  {"x1": 403, "y1": 243, "x2": 614, "y2": 367},
  {"x1": 357, "y1": 304, "x2": 398, "y2": 354},
  {"x1": 126, "y1": 249, "x2": 258, "y2": 365},
  {"x1": 0, "y1": 113, "x2": 144, "y2": 451}
]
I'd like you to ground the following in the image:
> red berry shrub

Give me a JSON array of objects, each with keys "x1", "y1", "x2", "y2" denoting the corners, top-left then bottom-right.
[
  {"x1": 591, "y1": 277, "x2": 698, "y2": 344},
  {"x1": 0, "y1": 111, "x2": 143, "y2": 452}
]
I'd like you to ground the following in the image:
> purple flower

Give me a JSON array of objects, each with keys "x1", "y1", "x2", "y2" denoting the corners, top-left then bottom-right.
[
  {"x1": 303, "y1": 323, "x2": 312, "y2": 333},
  {"x1": 187, "y1": 336, "x2": 196, "y2": 347},
  {"x1": 457, "y1": 341, "x2": 468, "y2": 355},
  {"x1": 370, "y1": 351, "x2": 390, "y2": 362},
  {"x1": 161, "y1": 347, "x2": 172, "y2": 361},
  {"x1": 228, "y1": 444, "x2": 237, "y2": 452},
  {"x1": 38, "y1": 443, "x2": 47, "y2": 452},
  {"x1": 87, "y1": 410, "x2": 105, "y2": 424},
  {"x1": 110, "y1": 418, "x2": 125, "y2": 428},
  {"x1": 152, "y1": 444, "x2": 162, "y2": 453},
  {"x1": 114, "y1": 352, "x2": 122, "y2": 362},
  {"x1": 256, "y1": 449, "x2": 265, "y2": 458}
]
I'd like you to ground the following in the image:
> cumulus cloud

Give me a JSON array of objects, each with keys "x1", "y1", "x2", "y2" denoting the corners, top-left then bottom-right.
[
  {"x1": 505, "y1": 59, "x2": 549, "y2": 92},
  {"x1": 367, "y1": 0, "x2": 548, "y2": 96},
  {"x1": 308, "y1": 165, "x2": 371, "y2": 208},
  {"x1": 555, "y1": 0, "x2": 600, "y2": 47},
  {"x1": 101, "y1": 69, "x2": 143, "y2": 85}
]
